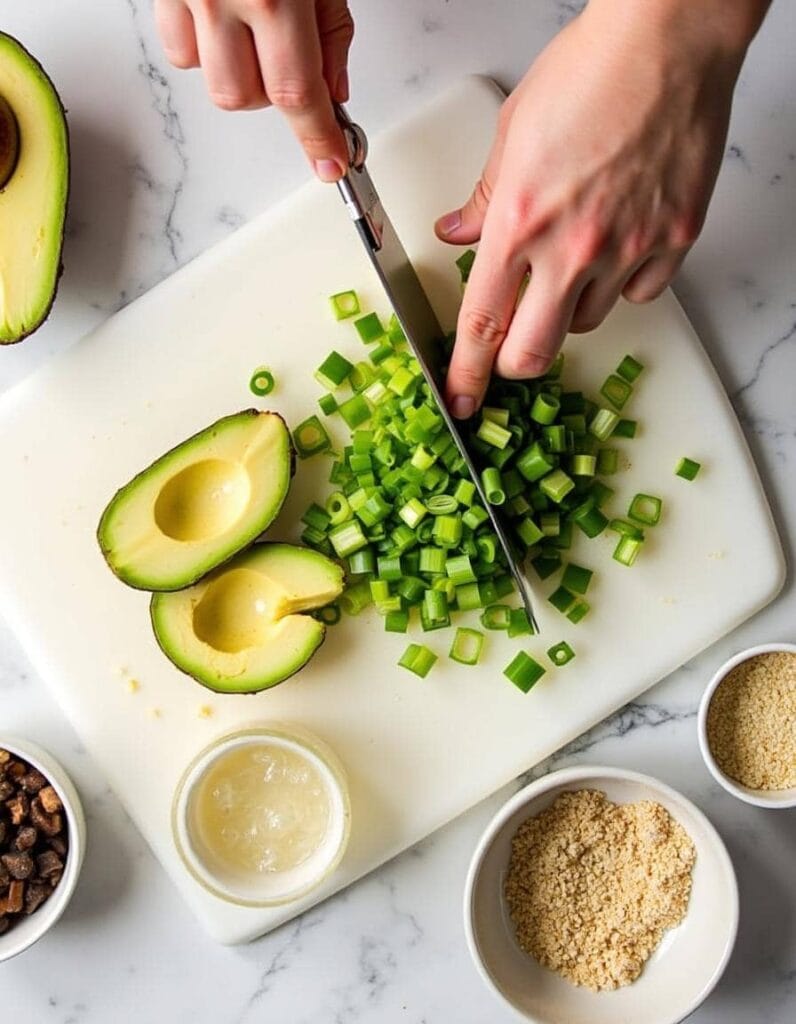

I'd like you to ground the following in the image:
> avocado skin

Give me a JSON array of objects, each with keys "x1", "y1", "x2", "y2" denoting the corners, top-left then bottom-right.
[
  {"x1": 0, "y1": 31, "x2": 70, "y2": 345},
  {"x1": 97, "y1": 410, "x2": 295, "y2": 592}
]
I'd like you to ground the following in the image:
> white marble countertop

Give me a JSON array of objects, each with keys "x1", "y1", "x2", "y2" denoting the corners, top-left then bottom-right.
[{"x1": 2, "y1": 1, "x2": 795, "y2": 1020}]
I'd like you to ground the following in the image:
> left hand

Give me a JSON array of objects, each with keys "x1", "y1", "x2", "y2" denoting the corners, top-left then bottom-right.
[{"x1": 435, "y1": 0, "x2": 763, "y2": 418}]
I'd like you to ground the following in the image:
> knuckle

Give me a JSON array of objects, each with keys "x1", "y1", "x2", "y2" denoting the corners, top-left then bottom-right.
[
  {"x1": 568, "y1": 219, "x2": 609, "y2": 268},
  {"x1": 268, "y1": 80, "x2": 317, "y2": 112},
  {"x1": 209, "y1": 89, "x2": 252, "y2": 111},
  {"x1": 502, "y1": 348, "x2": 552, "y2": 379},
  {"x1": 462, "y1": 307, "x2": 508, "y2": 350},
  {"x1": 299, "y1": 133, "x2": 338, "y2": 156},
  {"x1": 452, "y1": 363, "x2": 488, "y2": 392},
  {"x1": 329, "y1": 9, "x2": 355, "y2": 44},
  {"x1": 196, "y1": 0, "x2": 223, "y2": 20},
  {"x1": 668, "y1": 210, "x2": 702, "y2": 250},
  {"x1": 623, "y1": 280, "x2": 661, "y2": 305}
]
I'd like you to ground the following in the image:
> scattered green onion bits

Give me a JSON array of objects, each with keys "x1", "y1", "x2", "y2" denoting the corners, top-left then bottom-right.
[
  {"x1": 676, "y1": 457, "x2": 701, "y2": 481},
  {"x1": 294, "y1": 274, "x2": 682, "y2": 684},
  {"x1": 249, "y1": 367, "x2": 275, "y2": 397}
]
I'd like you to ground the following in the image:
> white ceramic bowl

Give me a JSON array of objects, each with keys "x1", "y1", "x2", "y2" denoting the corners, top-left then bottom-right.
[
  {"x1": 172, "y1": 724, "x2": 351, "y2": 906},
  {"x1": 697, "y1": 642, "x2": 796, "y2": 808},
  {"x1": 464, "y1": 765, "x2": 738, "y2": 1024},
  {"x1": 0, "y1": 735, "x2": 86, "y2": 962}
]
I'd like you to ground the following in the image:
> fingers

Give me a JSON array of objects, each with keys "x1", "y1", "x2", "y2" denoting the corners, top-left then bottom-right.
[
  {"x1": 435, "y1": 96, "x2": 514, "y2": 245},
  {"x1": 155, "y1": 0, "x2": 199, "y2": 69},
  {"x1": 317, "y1": 0, "x2": 355, "y2": 102},
  {"x1": 494, "y1": 266, "x2": 586, "y2": 380},
  {"x1": 622, "y1": 252, "x2": 685, "y2": 303},
  {"x1": 250, "y1": 0, "x2": 349, "y2": 181},
  {"x1": 445, "y1": 232, "x2": 527, "y2": 417},
  {"x1": 569, "y1": 272, "x2": 629, "y2": 334},
  {"x1": 192, "y1": 7, "x2": 267, "y2": 110}
]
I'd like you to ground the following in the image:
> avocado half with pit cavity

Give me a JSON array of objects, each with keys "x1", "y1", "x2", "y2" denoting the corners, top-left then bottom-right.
[
  {"x1": 151, "y1": 543, "x2": 345, "y2": 693},
  {"x1": 98, "y1": 410, "x2": 294, "y2": 591},
  {"x1": 0, "y1": 32, "x2": 69, "y2": 344}
]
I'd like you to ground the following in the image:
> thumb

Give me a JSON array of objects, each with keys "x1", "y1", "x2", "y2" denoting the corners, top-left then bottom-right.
[{"x1": 434, "y1": 94, "x2": 513, "y2": 244}]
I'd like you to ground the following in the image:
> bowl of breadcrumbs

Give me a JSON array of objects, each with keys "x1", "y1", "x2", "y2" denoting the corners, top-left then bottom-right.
[
  {"x1": 464, "y1": 766, "x2": 738, "y2": 1024},
  {"x1": 698, "y1": 642, "x2": 796, "y2": 808}
]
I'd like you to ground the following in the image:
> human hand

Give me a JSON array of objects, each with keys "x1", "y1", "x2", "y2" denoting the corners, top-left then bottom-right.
[
  {"x1": 154, "y1": 0, "x2": 354, "y2": 181},
  {"x1": 436, "y1": 0, "x2": 768, "y2": 417}
]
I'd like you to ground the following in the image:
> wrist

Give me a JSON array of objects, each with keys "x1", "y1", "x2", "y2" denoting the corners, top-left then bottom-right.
[{"x1": 583, "y1": 0, "x2": 769, "y2": 66}]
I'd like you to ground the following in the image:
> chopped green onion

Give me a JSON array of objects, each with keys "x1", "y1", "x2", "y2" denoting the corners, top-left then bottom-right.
[
  {"x1": 453, "y1": 478, "x2": 476, "y2": 506},
  {"x1": 477, "y1": 417, "x2": 512, "y2": 449},
  {"x1": 616, "y1": 354, "x2": 644, "y2": 383},
  {"x1": 347, "y1": 547, "x2": 375, "y2": 575},
  {"x1": 387, "y1": 313, "x2": 406, "y2": 344},
  {"x1": 426, "y1": 494, "x2": 458, "y2": 515},
  {"x1": 317, "y1": 603, "x2": 341, "y2": 626},
  {"x1": 418, "y1": 546, "x2": 446, "y2": 575},
  {"x1": 326, "y1": 491, "x2": 351, "y2": 525},
  {"x1": 589, "y1": 407, "x2": 620, "y2": 441},
  {"x1": 432, "y1": 513, "x2": 462, "y2": 547},
  {"x1": 600, "y1": 374, "x2": 633, "y2": 410},
  {"x1": 609, "y1": 518, "x2": 645, "y2": 540},
  {"x1": 571, "y1": 454, "x2": 597, "y2": 477},
  {"x1": 301, "y1": 503, "x2": 331, "y2": 532},
  {"x1": 676, "y1": 457, "x2": 701, "y2": 481},
  {"x1": 508, "y1": 608, "x2": 534, "y2": 638},
  {"x1": 543, "y1": 424, "x2": 567, "y2": 453},
  {"x1": 561, "y1": 563, "x2": 593, "y2": 595},
  {"x1": 446, "y1": 554, "x2": 476, "y2": 585},
  {"x1": 423, "y1": 588, "x2": 449, "y2": 624},
  {"x1": 590, "y1": 480, "x2": 614, "y2": 507},
  {"x1": 481, "y1": 467, "x2": 506, "y2": 505},
  {"x1": 572, "y1": 501, "x2": 609, "y2": 538},
  {"x1": 339, "y1": 580, "x2": 373, "y2": 615},
  {"x1": 517, "y1": 441, "x2": 554, "y2": 483},
  {"x1": 614, "y1": 418, "x2": 637, "y2": 439},
  {"x1": 516, "y1": 516, "x2": 544, "y2": 548},
  {"x1": 399, "y1": 497, "x2": 427, "y2": 528},
  {"x1": 338, "y1": 394, "x2": 371, "y2": 429},
  {"x1": 315, "y1": 350, "x2": 353, "y2": 390},
  {"x1": 613, "y1": 535, "x2": 642, "y2": 567},
  {"x1": 530, "y1": 392, "x2": 561, "y2": 425},
  {"x1": 249, "y1": 367, "x2": 275, "y2": 397},
  {"x1": 503, "y1": 651, "x2": 546, "y2": 693},
  {"x1": 596, "y1": 448, "x2": 618, "y2": 475},
  {"x1": 384, "y1": 608, "x2": 409, "y2": 633},
  {"x1": 329, "y1": 520, "x2": 368, "y2": 557},
  {"x1": 482, "y1": 406, "x2": 510, "y2": 427},
  {"x1": 548, "y1": 586, "x2": 576, "y2": 614},
  {"x1": 567, "y1": 598, "x2": 590, "y2": 623},
  {"x1": 531, "y1": 552, "x2": 562, "y2": 580},
  {"x1": 398, "y1": 643, "x2": 437, "y2": 678},
  {"x1": 377, "y1": 555, "x2": 403, "y2": 581},
  {"x1": 293, "y1": 415, "x2": 332, "y2": 458},
  {"x1": 329, "y1": 289, "x2": 361, "y2": 320},
  {"x1": 449, "y1": 627, "x2": 484, "y2": 666},
  {"x1": 480, "y1": 604, "x2": 511, "y2": 630},
  {"x1": 456, "y1": 248, "x2": 476, "y2": 284},
  {"x1": 318, "y1": 392, "x2": 338, "y2": 415},
  {"x1": 628, "y1": 493, "x2": 663, "y2": 526},
  {"x1": 354, "y1": 311, "x2": 384, "y2": 343},
  {"x1": 539, "y1": 468, "x2": 575, "y2": 504},
  {"x1": 547, "y1": 641, "x2": 575, "y2": 666}
]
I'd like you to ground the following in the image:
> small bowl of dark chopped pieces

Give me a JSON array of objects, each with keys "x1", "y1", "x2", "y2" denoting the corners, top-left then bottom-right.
[{"x1": 0, "y1": 736, "x2": 86, "y2": 961}]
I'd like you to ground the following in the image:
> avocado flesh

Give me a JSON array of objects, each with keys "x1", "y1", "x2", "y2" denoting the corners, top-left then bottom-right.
[
  {"x1": 150, "y1": 543, "x2": 345, "y2": 694},
  {"x1": 0, "y1": 32, "x2": 69, "y2": 344},
  {"x1": 98, "y1": 410, "x2": 293, "y2": 591}
]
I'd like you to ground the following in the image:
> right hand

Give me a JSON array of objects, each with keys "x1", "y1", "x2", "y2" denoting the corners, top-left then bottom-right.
[{"x1": 154, "y1": 0, "x2": 354, "y2": 182}]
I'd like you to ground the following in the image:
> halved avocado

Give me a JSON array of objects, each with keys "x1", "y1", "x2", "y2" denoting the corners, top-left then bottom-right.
[
  {"x1": 98, "y1": 410, "x2": 293, "y2": 591},
  {"x1": 0, "y1": 32, "x2": 69, "y2": 344},
  {"x1": 150, "y1": 543, "x2": 345, "y2": 693}
]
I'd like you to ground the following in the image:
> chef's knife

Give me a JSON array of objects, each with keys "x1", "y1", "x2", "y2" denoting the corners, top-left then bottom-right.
[{"x1": 334, "y1": 104, "x2": 538, "y2": 631}]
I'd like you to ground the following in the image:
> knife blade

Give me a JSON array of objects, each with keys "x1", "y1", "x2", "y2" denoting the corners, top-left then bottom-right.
[{"x1": 334, "y1": 105, "x2": 538, "y2": 631}]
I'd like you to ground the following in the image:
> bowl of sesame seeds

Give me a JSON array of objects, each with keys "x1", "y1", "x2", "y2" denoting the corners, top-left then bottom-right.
[
  {"x1": 464, "y1": 765, "x2": 738, "y2": 1024},
  {"x1": 698, "y1": 642, "x2": 796, "y2": 808}
]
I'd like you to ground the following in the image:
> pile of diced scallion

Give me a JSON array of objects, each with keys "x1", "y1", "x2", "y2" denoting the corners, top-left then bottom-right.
[{"x1": 270, "y1": 253, "x2": 699, "y2": 691}]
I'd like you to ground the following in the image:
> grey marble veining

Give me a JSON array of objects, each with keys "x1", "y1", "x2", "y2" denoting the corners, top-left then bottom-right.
[{"x1": 1, "y1": 1, "x2": 795, "y2": 1021}]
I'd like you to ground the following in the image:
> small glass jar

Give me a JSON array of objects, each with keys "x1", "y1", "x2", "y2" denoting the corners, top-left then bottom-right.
[{"x1": 172, "y1": 723, "x2": 351, "y2": 906}]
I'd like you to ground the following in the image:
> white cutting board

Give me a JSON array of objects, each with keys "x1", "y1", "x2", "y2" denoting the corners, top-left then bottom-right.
[{"x1": 0, "y1": 78, "x2": 784, "y2": 944}]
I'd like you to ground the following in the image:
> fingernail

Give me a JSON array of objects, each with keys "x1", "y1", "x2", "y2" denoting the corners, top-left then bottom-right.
[
  {"x1": 335, "y1": 69, "x2": 349, "y2": 102},
  {"x1": 451, "y1": 395, "x2": 475, "y2": 420},
  {"x1": 437, "y1": 210, "x2": 461, "y2": 237},
  {"x1": 314, "y1": 159, "x2": 344, "y2": 183}
]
